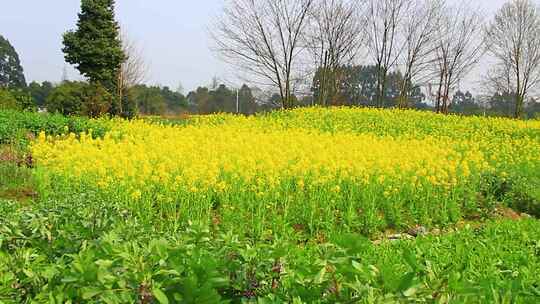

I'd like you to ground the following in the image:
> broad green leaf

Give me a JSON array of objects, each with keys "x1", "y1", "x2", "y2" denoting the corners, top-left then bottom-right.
[
  {"x1": 81, "y1": 287, "x2": 102, "y2": 300},
  {"x1": 398, "y1": 272, "x2": 416, "y2": 292},
  {"x1": 352, "y1": 260, "x2": 363, "y2": 272},
  {"x1": 152, "y1": 287, "x2": 169, "y2": 304},
  {"x1": 403, "y1": 249, "x2": 418, "y2": 270},
  {"x1": 314, "y1": 266, "x2": 327, "y2": 284},
  {"x1": 403, "y1": 286, "x2": 419, "y2": 297}
]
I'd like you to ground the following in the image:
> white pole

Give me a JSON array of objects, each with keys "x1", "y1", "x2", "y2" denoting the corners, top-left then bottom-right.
[{"x1": 236, "y1": 88, "x2": 239, "y2": 114}]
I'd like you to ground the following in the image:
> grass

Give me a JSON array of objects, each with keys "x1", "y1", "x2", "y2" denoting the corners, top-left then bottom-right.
[{"x1": 1, "y1": 107, "x2": 539, "y2": 303}]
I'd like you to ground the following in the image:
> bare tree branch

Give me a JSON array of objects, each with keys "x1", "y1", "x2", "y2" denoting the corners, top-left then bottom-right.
[
  {"x1": 305, "y1": 0, "x2": 364, "y2": 106},
  {"x1": 211, "y1": 0, "x2": 314, "y2": 109},
  {"x1": 116, "y1": 33, "x2": 148, "y2": 116},
  {"x1": 397, "y1": 0, "x2": 443, "y2": 108},
  {"x1": 431, "y1": 1, "x2": 485, "y2": 114},
  {"x1": 364, "y1": 0, "x2": 410, "y2": 107},
  {"x1": 119, "y1": 34, "x2": 148, "y2": 89},
  {"x1": 485, "y1": 0, "x2": 540, "y2": 118}
]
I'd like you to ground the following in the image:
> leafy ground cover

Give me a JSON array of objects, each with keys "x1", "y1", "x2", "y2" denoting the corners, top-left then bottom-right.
[
  {"x1": 1, "y1": 195, "x2": 539, "y2": 303},
  {"x1": 0, "y1": 109, "x2": 111, "y2": 146},
  {"x1": 1, "y1": 107, "x2": 539, "y2": 303}
]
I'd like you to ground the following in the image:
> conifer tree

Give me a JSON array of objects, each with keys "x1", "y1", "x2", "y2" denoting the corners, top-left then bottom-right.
[{"x1": 63, "y1": 0, "x2": 125, "y2": 115}]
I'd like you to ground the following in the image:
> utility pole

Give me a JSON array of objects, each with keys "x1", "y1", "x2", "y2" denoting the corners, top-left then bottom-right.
[
  {"x1": 236, "y1": 88, "x2": 240, "y2": 114},
  {"x1": 61, "y1": 64, "x2": 69, "y2": 83}
]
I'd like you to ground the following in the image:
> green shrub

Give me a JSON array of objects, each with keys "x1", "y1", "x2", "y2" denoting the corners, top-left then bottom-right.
[
  {"x1": 505, "y1": 176, "x2": 540, "y2": 217},
  {"x1": 82, "y1": 83, "x2": 112, "y2": 118},
  {"x1": 482, "y1": 170, "x2": 540, "y2": 218},
  {"x1": 45, "y1": 81, "x2": 87, "y2": 116},
  {"x1": 45, "y1": 82, "x2": 121, "y2": 118},
  {"x1": 0, "y1": 89, "x2": 20, "y2": 110},
  {"x1": 10, "y1": 88, "x2": 36, "y2": 111}
]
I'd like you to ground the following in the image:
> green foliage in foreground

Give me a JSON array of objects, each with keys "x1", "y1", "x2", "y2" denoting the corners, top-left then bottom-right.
[
  {"x1": 0, "y1": 110, "x2": 110, "y2": 146},
  {"x1": 1, "y1": 193, "x2": 539, "y2": 303}
]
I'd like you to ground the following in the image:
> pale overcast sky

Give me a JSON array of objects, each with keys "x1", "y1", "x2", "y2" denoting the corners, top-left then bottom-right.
[{"x1": 0, "y1": 0, "x2": 510, "y2": 92}]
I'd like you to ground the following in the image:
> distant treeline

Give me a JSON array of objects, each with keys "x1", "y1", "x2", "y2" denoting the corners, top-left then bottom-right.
[{"x1": 2, "y1": 69, "x2": 539, "y2": 119}]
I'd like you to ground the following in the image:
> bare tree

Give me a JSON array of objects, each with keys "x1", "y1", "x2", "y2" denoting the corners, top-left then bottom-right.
[
  {"x1": 120, "y1": 37, "x2": 147, "y2": 88},
  {"x1": 397, "y1": 0, "x2": 442, "y2": 108},
  {"x1": 364, "y1": 0, "x2": 410, "y2": 107},
  {"x1": 212, "y1": 0, "x2": 314, "y2": 109},
  {"x1": 431, "y1": 2, "x2": 485, "y2": 114},
  {"x1": 117, "y1": 34, "x2": 148, "y2": 115},
  {"x1": 306, "y1": 0, "x2": 364, "y2": 106},
  {"x1": 485, "y1": 0, "x2": 540, "y2": 118}
]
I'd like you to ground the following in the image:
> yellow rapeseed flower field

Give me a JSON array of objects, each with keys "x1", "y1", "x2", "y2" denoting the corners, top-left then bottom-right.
[{"x1": 31, "y1": 107, "x2": 540, "y2": 236}]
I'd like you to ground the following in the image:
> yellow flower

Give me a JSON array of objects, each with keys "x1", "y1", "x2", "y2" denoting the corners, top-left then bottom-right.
[
  {"x1": 131, "y1": 190, "x2": 142, "y2": 200},
  {"x1": 29, "y1": 106, "x2": 539, "y2": 217}
]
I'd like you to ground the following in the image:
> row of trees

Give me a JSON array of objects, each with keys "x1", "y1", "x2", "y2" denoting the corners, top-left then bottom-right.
[
  {"x1": 2, "y1": 0, "x2": 539, "y2": 119},
  {"x1": 311, "y1": 65, "x2": 425, "y2": 108},
  {"x1": 213, "y1": 0, "x2": 540, "y2": 118},
  {"x1": 2, "y1": 0, "x2": 163, "y2": 117},
  {"x1": 5, "y1": 57, "x2": 539, "y2": 118},
  {"x1": 48, "y1": 83, "x2": 188, "y2": 116},
  {"x1": 1, "y1": 77, "x2": 264, "y2": 116},
  {"x1": 1, "y1": 0, "x2": 144, "y2": 117},
  {"x1": 5, "y1": 76, "x2": 540, "y2": 118},
  {"x1": 187, "y1": 85, "x2": 260, "y2": 115}
]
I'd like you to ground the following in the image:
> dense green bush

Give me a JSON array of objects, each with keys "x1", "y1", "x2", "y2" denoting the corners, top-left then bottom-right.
[
  {"x1": 0, "y1": 88, "x2": 39, "y2": 111},
  {"x1": 45, "y1": 81, "x2": 87, "y2": 116},
  {"x1": 45, "y1": 82, "x2": 119, "y2": 118},
  {"x1": 82, "y1": 83, "x2": 112, "y2": 118},
  {"x1": 505, "y1": 175, "x2": 540, "y2": 218},
  {"x1": 0, "y1": 89, "x2": 21, "y2": 110},
  {"x1": 482, "y1": 167, "x2": 540, "y2": 218},
  {"x1": 10, "y1": 88, "x2": 36, "y2": 111}
]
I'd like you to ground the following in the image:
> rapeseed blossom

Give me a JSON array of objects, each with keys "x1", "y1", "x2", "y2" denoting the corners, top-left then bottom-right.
[{"x1": 31, "y1": 107, "x2": 540, "y2": 234}]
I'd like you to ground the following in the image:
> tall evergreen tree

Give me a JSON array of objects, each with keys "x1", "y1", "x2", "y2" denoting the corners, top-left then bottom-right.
[
  {"x1": 62, "y1": 0, "x2": 124, "y2": 115},
  {"x1": 0, "y1": 35, "x2": 26, "y2": 88}
]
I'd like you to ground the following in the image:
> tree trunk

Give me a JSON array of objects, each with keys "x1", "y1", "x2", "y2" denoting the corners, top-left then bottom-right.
[
  {"x1": 398, "y1": 75, "x2": 410, "y2": 109},
  {"x1": 435, "y1": 72, "x2": 444, "y2": 113},
  {"x1": 514, "y1": 93, "x2": 524, "y2": 119},
  {"x1": 375, "y1": 64, "x2": 384, "y2": 107}
]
